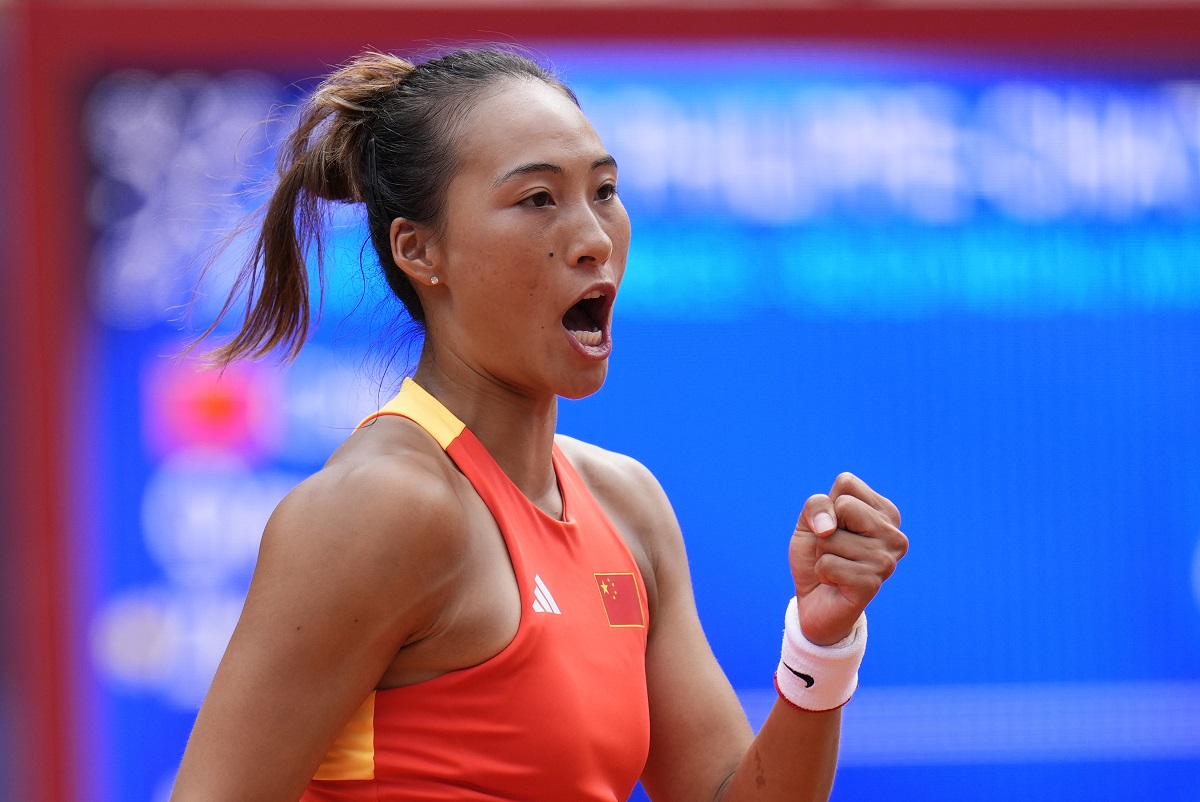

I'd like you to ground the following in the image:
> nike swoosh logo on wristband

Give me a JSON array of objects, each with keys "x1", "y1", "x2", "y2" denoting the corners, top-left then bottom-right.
[{"x1": 782, "y1": 662, "x2": 815, "y2": 688}]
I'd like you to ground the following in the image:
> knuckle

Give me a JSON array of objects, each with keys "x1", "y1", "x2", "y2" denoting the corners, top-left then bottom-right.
[
  {"x1": 833, "y1": 471, "x2": 858, "y2": 492},
  {"x1": 883, "y1": 497, "x2": 902, "y2": 527},
  {"x1": 833, "y1": 494, "x2": 867, "y2": 525},
  {"x1": 833, "y1": 494, "x2": 855, "y2": 516}
]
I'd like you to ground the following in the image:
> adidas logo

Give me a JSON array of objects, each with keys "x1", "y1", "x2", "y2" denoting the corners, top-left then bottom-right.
[{"x1": 531, "y1": 574, "x2": 561, "y2": 615}]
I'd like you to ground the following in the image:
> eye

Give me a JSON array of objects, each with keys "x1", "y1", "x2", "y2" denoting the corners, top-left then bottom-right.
[
  {"x1": 596, "y1": 182, "x2": 618, "y2": 201},
  {"x1": 522, "y1": 191, "x2": 553, "y2": 208}
]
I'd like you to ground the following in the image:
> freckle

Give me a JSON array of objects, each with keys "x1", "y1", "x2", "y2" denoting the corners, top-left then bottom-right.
[{"x1": 296, "y1": 626, "x2": 301, "y2": 631}]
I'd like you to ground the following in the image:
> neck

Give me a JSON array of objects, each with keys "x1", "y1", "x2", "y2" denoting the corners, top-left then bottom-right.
[{"x1": 412, "y1": 350, "x2": 561, "y2": 517}]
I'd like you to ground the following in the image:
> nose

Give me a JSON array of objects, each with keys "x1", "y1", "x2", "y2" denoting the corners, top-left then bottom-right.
[{"x1": 566, "y1": 203, "x2": 613, "y2": 268}]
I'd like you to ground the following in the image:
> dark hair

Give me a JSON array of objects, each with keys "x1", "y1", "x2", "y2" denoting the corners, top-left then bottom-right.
[{"x1": 201, "y1": 48, "x2": 577, "y2": 365}]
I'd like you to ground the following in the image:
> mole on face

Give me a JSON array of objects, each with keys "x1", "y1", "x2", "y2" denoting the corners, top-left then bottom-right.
[{"x1": 548, "y1": 252, "x2": 554, "y2": 257}]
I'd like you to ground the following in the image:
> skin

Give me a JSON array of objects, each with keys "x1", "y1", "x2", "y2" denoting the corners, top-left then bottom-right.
[{"x1": 171, "y1": 77, "x2": 908, "y2": 802}]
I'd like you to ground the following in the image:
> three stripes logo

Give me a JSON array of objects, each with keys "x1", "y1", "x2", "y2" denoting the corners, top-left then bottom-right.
[{"x1": 531, "y1": 574, "x2": 561, "y2": 615}]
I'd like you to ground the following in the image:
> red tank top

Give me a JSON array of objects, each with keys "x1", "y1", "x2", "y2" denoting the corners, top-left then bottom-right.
[{"x1": 302, "y1": 379, "x2": 651, "y2": 801}]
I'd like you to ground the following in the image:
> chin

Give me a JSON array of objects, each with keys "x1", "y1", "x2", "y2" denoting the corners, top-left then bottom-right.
[{"x1": 557, "y1": 364, "x2": 609, "y2": 401}]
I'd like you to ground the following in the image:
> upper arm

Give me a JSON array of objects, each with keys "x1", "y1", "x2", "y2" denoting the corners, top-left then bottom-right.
[
  {"x1": 567, "y1": 445, "x2": 753, "y2": 802},
  {"x1": 171, "y1": 458, "x2": 463, "y2": 801}
]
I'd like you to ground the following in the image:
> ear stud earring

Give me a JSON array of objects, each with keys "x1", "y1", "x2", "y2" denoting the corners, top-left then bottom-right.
[{"x1": 430, "y1": 276, "x2": 440, "y2": 285}]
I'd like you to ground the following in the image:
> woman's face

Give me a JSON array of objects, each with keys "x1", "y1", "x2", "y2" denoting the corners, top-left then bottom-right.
[{"x1": 421, "y1": 78, "x2": 631, "y2": 401}]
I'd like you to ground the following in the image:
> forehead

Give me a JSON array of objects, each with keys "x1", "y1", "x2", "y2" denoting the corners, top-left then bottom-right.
[{"x1": 453, "y1": 78, "x2": 608, "y2": 178}]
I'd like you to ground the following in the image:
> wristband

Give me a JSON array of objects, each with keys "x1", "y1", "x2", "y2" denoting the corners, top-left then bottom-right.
[{"x1": 774, "y1": 597, "x2": 867, "y2": 712}]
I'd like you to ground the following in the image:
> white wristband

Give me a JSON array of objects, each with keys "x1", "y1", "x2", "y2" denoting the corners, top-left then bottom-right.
[{"x1": 774, "y1": 597, "x2": 867, "y2": 712}]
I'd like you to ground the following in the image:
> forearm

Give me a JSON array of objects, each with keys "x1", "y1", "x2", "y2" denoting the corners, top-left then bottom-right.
[
  {"x1": 714, "y1": 469, "x2": 907, "y2": 802},
  {"x1": 716, "y1": 700, "x2": 841, "y2": 802}
]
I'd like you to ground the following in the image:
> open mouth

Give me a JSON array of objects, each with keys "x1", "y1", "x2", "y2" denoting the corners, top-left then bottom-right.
[{"x1": 562, "y1": 291, "x2": 609, "y2": 348}]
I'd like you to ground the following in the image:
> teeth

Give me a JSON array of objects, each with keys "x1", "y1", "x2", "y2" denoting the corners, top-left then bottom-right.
[
  {"x1": 570, "y1": 330, "x2": 603, "y2": 346},
  {"x1": 582, "y1": 291, "x2": 604, "y2": 300}
]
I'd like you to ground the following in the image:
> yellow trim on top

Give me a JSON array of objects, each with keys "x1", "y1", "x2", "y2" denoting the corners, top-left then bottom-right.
[
  {"x1": 357, "y1": 378, "x2": 466, "y2": 450},
  {"x1": 312, "y1": 691, "x2": 376, "y2": 781}
]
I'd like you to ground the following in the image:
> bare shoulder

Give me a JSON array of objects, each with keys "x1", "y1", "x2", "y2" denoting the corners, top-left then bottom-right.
[
  {"x1": 555, "y1": 434, "x2": 675, "y2": 534},
  {"x1": 256, "y1": 417, "x2": 471, "y2": 611},
  {"x1": 173, "y1": 418, "x2": 478, "y2": 799},
  {"x1": 555, "y1": 435, "x2": 691, "y2": 618}
]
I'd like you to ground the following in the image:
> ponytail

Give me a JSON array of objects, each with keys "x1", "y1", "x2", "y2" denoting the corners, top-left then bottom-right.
[
  {"x1": 200, "y1": 52, "x2": 413, "y2": 365},
  {"x1": 197, "y1": 47, "x2": 572, "y2": 366}
]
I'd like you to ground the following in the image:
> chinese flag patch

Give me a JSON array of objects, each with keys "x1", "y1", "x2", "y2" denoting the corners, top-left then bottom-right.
[{"x1": 594, "y1": 573, "x2": 645, "y2": 628}]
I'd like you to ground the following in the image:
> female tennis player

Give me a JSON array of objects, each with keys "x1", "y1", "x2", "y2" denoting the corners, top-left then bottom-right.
[{"x1": 170, "y1": 48, "x2": 908, "y2": 802}]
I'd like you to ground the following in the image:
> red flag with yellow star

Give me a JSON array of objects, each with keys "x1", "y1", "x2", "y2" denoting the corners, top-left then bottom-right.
[{"x1": 594, "y1": 573, "x2": 645, "y2": 627}]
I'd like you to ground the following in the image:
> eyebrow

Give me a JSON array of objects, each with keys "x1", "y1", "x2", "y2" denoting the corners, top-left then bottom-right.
[{"x1": 493, "y1": 155, "x2": 618, "y2": 188}]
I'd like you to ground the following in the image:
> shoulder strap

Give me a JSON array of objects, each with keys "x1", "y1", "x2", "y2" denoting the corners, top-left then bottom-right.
[{"x1": 358, "y1": 378, "x2": 466, "y2": 451}]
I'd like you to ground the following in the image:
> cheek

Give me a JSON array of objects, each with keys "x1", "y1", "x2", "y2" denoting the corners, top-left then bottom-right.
[
  {"x1": 445, "y1": 217, "x2": 555, "y2": 320},
  {"x1": 609, "y1": 204, "x2": 632, "y2": 247},
  {"x1": 610, "y1": 216, "x2": 632, "y2": 284}
]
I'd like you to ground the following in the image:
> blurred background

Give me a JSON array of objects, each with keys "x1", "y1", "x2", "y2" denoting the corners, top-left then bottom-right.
[{"x1": 3, "y1": 1, "x2": 1200, "y2": 800}]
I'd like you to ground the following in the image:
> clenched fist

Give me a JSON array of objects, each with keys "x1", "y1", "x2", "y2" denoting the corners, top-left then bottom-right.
[{"x1": 789, "y1": 472, "x2": 908, "y2": 646}]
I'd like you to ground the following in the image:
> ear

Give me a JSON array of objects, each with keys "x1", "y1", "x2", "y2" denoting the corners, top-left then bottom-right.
[{"x1": 389, "y1": 218, "x2": 440, "y2": 286}]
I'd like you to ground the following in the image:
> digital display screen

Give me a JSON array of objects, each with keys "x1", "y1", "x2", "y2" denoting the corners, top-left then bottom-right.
[{"x1": 82, "y1": 45, "x2": 1200, "y2": 801}]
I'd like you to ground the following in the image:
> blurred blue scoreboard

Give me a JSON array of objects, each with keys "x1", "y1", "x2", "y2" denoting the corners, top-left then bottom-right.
[{"x1": 81, "y1": 45, "x2": 1200, "y2": 801}]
